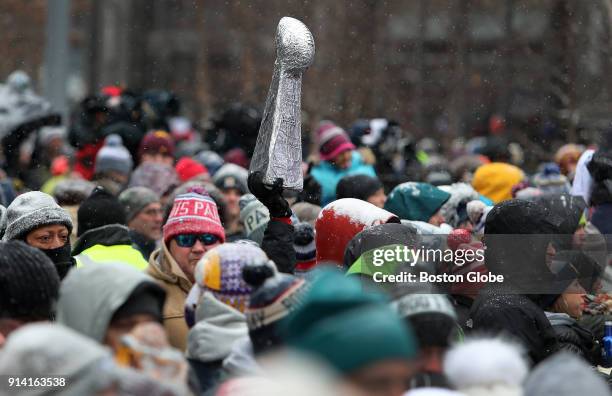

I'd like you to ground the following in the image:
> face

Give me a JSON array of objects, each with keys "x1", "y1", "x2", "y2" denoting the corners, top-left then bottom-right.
[
  {"x1": 141, "y1": 153, "x2": 174, "y2": 166},
  {"x1": 223, "y1": 188, "x2": 242, "y2": 219},
  {"x1": 128, "y1": 202, "x2": 163, "y2": 241},
  {"x1": 332, "y1": 150, "x2": 352, "y2": 170},
  {"x1": 104, "y1": 313, "x2": 158, "y2": 353},
  {"x1": 25, "y1": 224, "x2": 69, "y2": 250},
  {"x1": 553, "y1": 279, "x2": 586, "y2": 319},
  {"x1": 367, "y1": 189, "x2": 387, "y2": 208},
  {"x1": 427, "y1": 211, "x2": 445, "y2": 227},
  {"x1": 168, "y1": 237, "x2": 221, "y2": 283},
  {"x1": 348, "y1": 360, "x2": 417, "y2": 396}
]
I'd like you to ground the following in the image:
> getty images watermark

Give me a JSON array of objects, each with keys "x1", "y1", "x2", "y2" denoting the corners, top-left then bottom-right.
[{"x1": 363, "y1": 245, "x2": 504, "y2": 284}]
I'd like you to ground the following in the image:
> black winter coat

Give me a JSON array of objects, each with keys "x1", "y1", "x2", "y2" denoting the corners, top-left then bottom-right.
[
  {"x1": 547, "y1": 312, "x2": 600, "y2": 365},
  {"x1": 261, "y1": 219, "x2": 295, "y2": 274},
  {"x1": 469, "y1": 287, "x2": 558, "y2": 365}
]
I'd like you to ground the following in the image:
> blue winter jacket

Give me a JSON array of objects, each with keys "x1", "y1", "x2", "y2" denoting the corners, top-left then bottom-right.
[{"x1": 311, "y1": 151, "x2": 377, "y2": 206}]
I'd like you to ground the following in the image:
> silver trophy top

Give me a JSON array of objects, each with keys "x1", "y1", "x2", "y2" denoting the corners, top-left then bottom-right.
[{"x1": 276, "y1": 17, "x2": 315, "y2": 74}]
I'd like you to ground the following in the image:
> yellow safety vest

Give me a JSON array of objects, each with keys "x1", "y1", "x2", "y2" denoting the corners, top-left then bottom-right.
[{"x1": 74, "y1": 244, "x2": 148, "y2": 271}]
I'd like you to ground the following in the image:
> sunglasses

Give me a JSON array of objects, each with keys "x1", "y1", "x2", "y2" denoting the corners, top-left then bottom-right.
[{"x1": 174, "y1": 233, "x2": 220, "y2": 248}]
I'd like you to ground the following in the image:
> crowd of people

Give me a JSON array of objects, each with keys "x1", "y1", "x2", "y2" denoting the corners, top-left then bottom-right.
[{"x1": 0, "y1": 70, "x2": 611, "y2": 396}]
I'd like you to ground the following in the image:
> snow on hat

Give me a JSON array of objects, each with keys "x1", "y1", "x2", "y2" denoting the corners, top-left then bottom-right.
[
  {"x1": 471, "y1": 162, "x2": 525, "y2": 203},
  {"x1": 239, "y1": 194, "x2": 270, "y2": 245},
  {"x1": 317, "y1": 122, "x2": 355, "y2": 161},
  {"x1": 532, "y1": 163, "x2": 570, "y2": 194},
  {"x1": 242, "y1": 258, "x2": 308, "y2": 354},
  {"x1": 393, "y1": 294, "x2": 458, "y2": 321},
  {"x1": 129, "y1": 162, "x2": 180, "y2": 197},
  {"x1": 163, "y1": 188, "x2": 225, "y2": 244},
  {"x1": 524, "y1": 352, "x2": 610, "y2": 396},
  {"x1": 95, "y1": 134, "x2": 133, "y2": 176},
  {"x1": 384, "y1": 182, "x2": 451, "y2": 222},
  {"x1": 294, "y1": 222, "x2": 316, "y2": 274},
  {"x1": 3, "y1": 191, "x2": 73, "y2": 241},
  {"x1": 119, "y1": 186, "x2": 160, "y2": 223},
  {"x1": 193, "y1": 243, "x2": 262, "y2": 313},
  {"x1": 291, "y1": 202, "x2": 321, "y2": 226},
  {"x1": 39, "y1": 125, "x2": 66, "y2": 145},
  {"x1": 213, "y1": 163, "x2": 249, "y2": 194},
  {"x1": 444, "y1": 338, "x2": 528, "y2": 395},
  {"x1": 175, "y1": 156, "x2": 208, "y2": 182},
  {"x1": 315, "y1": 198, "x2": 399, "y2": 266},
  {"x1": 0, "y1": 241, "x2": 60, "y2": 320},
  {"x1": 77, "y1": 186, "x2": 127, "y2": 237},
  {"x1": 138, "y1": 130, "x2": 175, "y2": 159}
]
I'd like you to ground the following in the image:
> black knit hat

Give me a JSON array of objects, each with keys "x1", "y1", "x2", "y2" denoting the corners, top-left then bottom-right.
[
  {"x1": 336, "y1": 174, "x2": 383, "y2": 202},
  {"x1": 243, "y1": 260, "x2": 308, "y2": 355},
  {"x1": 0, "y1": 241, "x2": 60, "y2": 320},
  {"x1": 77, "y1": 186, "x2": 127, "y2": 237}
]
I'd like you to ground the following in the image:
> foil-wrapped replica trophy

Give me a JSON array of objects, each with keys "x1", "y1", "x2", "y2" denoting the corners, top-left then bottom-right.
[{"x1": 249, "y1": 17, "x2": 315, "y2": 191}]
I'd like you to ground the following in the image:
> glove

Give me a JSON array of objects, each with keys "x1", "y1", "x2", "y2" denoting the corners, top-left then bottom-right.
[{"x1": 248, "y1": 171, "x2": 292, "y2": 218}]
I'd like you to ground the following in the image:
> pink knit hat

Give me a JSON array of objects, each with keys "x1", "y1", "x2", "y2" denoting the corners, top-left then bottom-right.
[
  {"x1": 317, "y1": 122, "x2": 355, "y2": 161},
  {"x1": 163, "y1": 189, "x2": 226, "y2": 243}
]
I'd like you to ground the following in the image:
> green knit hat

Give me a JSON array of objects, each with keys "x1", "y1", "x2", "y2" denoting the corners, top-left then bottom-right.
[
  {"x1": 384, "y1": 182, "x2": 451, "y2": 222},
  {"x1": 283, "y1": 268, "x2": 418, "y2": 374}
]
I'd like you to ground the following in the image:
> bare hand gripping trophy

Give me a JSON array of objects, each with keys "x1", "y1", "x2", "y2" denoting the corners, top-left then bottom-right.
[{"x1": 249, "y1": 17, "x2": 315, "y2": 191}]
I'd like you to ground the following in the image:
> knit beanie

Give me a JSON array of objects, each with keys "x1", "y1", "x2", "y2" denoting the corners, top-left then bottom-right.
[
  {"x1": 77, "y1": 186, "x2": 127, "y2": 237},
  {"x1": 291, "y1": 202, "x2": 321, "y2": 225},
  {"x1": 138, "y1": 130, "x2": 175, "y2": 160},
  {"x1": 118, "y1": 187, "x2": 160, "y2": 223},
  {"x1": 175, "y1": 156, "x2": 208, "y2": 182},
  {"x1": 213, "y1": 163, "x2": 249, "y2": 194},
  {"x1": 0, "y1": 240, "x2": 60, "y2": 320},
  {"x1": 532, "y1": 162, "x2": 570, "y2": 194},
  {"x1": 336, "y1": 174, "x2": 383, "y2": 201},
  {"x1": 3, "y1": 191, "x2": 73, "y2": 241},
  {"x1": 317, "y1": 122, "x2": 355, "y2": 161},
  {"x1": 239, "y1": 194, "x2": 270, "y2": 245},
  {"x1": 294, "y1": 222, "x2": 316, "y2": 273},
  {"x1": 392, "y1": 293, "x2": 458, "y2": 348},
  {"x1": 94, "y1": 134, "x2": 133, "y2": 176},
  {"x1": 193, "y1": 243, "x2": 263, "y2": 312},
  {"x1": 195, "y1": 150, "x2": 225, "y2": 176},
  {"x1": 283, "y1": 268, "x2": 418, "y2": 374},
  {"x1": 163, "y1": 188, "x2": 225, "y2": 244},
  {"x1": 471, "y1": 162, "x2": 525, "y2": 203},
  {"x1": 53, "y1": 178, "x2": 96, "y2": 206},
  {"x1": 129, "y1": 162, "x2": 180, "y2": 197},
  {"x1": 243, "y1": 259, "x2": 309, "y2": 354},
  {"x1": 384, "y1": 182, "x2": 451, "y2": 222}
]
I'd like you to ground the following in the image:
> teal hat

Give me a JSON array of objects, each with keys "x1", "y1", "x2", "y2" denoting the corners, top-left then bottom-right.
[
  {"x1": 283, "y1": 268, "x2": 418, "y2": 374},
  {"x1": 384, "y1": 182, "x2": 451, "y2": 222}
]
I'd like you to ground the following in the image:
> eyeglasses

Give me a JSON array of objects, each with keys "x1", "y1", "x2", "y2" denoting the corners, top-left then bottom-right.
[{"x1": 174, "y1": 233, "x2": 220, "y2": 248}]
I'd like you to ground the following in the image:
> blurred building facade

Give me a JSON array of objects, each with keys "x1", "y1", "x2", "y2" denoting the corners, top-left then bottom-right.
[{"x1": 1, "y1": 0, "x2": 612, "y2": 142}]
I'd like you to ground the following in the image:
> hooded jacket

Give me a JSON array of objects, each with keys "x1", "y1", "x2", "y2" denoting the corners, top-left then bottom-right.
[
  {"x1": 72, "y1": 224, "x2": 148, "y2": 270},
  {"x1": 147, "y1": 242, "x2": 193, "y2": 351},
  {"x1": 186, "y1": 292, "x2": 248, "y2": 393},
  {"x1": 56, "y1": 262, "x2": 164, "y2": 343},
  {"x1": 469, "y1": 200, "x2": 562, "y2": 365}
]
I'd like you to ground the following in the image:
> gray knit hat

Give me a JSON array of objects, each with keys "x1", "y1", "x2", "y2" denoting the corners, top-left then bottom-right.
[
  {"x1": 239, "y1": 194, "x2": 269, "y2": 245},
  {"x1": 119, "y1": 187, "x2": 160, "y2": 222},
  {"x1": 95, "y1": 134, "x2": 133, "y2": 176},
  {"x1": 3, "y1": 191, "x2": 73, "y2": 241}
]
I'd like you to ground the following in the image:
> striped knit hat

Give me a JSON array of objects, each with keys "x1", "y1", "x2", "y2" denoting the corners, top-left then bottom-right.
[
  {"x1": 317, "y1": 122, "x2": 355, "y2": 161},
  {"x1": 163, "y1": 188, "x2": 225, "y2": 244}
]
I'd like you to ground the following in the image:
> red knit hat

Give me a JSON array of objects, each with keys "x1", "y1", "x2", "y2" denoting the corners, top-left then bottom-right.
[
  {"x1": 317, "y1": 122, "x2": 355, "y2": 161},
  {"x1": 175, "y1": 157, "x2": 209, "y2": 182},
  {"x1": 315, "y1": 198, "x2": 399, "y2": 266},
  {"x1": 163, "y1": 189, "x2": 225, "y2": 244},
  {"x1": 138, "y1": 130, "x2": 175, "y2": 160}
]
